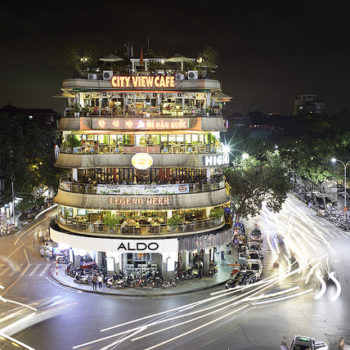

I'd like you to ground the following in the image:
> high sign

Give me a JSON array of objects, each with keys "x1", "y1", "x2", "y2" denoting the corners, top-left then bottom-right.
[
  {"x1": 111, "y1": 75, "x2": 175, "y2": 89},
  {"x1": 204, "y1": 153, "x2": 230, "y2": 166}
]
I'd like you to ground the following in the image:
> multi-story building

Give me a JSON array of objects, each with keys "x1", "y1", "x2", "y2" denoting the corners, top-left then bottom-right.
[
  {"x1": 293, "y1": 94, "x2": 326, "y2": 116},
  {"x1": 50, "y1": 55, "x2": 233, "y2": 278}
]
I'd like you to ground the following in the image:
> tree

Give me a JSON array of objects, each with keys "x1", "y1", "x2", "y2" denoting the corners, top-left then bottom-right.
[
  {"x1": 224, "y1": 153, "x2": 291, "y2": 221},
  {"x1": 0, "y1": 111, "x2": 59, "y2": 210}
]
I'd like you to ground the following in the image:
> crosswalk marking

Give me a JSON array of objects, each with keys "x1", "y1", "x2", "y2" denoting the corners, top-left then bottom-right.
[
  {"x1": 29, "y1": 264, "x2": 41, "y2": 276},
  {"x1": 0, "y1": 263, "x2": 54, "y2": 277},
  {"x1": 39, "y1": 264, "x2": 51, "y2": 276}
]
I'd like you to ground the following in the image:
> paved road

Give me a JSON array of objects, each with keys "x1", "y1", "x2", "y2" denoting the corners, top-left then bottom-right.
[{"x1": 0, "y1": 194, "x2": 349, "y2": 350}]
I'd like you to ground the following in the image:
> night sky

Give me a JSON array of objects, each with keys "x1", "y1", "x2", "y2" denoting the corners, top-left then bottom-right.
[{"x1": 1, "y1": 1, "x2": 349, "y2": 116}]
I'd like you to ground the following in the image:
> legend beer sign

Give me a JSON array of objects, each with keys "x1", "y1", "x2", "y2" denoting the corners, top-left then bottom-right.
[
  {"x1": 109, "y1": 196, "x2": 171, "y2": 207},
  {"x1": 111, "y1": 75, "x2": 175, "y2": 89}
]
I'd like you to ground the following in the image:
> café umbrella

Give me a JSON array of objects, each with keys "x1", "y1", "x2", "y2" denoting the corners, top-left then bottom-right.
[
  {"x1": 99, "y1": 53, "x2": 124, "y2": 70},
  {"x1": 167, "y1": 53, "x2": 194, "y2": 71}
]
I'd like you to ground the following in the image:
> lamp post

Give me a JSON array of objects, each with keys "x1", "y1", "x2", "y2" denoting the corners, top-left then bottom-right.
[{"x1": 331, "y1": 158, "x2": 350, "y2": 213}]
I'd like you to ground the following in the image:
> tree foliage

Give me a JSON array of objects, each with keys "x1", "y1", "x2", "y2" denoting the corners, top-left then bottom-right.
[
  {"x1": 0, "y1": 111, "x2": 59, "y2": 207},
  {"x1": 224, "y1": 153, "x2": 291, "y2": 220}
]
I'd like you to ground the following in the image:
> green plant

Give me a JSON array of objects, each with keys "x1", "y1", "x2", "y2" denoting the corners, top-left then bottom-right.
[
  {"x1": 168, "y1": 215, "x2": 182, "y2": 227},
  {"x1": 209, "y1": 208, "x2": 224, "y2": 219},
  {"x1": 67, "y1": 134, "x2": 81, "y2": 149},
  {"x1": 73, "y1": 103, "x2": 81, "y2": 113}
]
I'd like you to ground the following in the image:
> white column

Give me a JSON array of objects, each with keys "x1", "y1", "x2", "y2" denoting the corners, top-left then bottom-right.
[{"x1": 72, "y1": 169, "x2": 78, "y2": 181}]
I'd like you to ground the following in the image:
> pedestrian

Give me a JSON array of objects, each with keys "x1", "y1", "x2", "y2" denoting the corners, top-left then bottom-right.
[
  {"x1": 199, "y1": 260, "x2": 204, "y2": 278},
  {"x1": 92, "y1": 274, "x2": 98, "y2": 291},
  {"x1": 97, "y1": 273, "x2": 103, "y2": 290},
  {"x1": 338, "y1": 337, "x2": 344, "y2": 350},
  {"x1": 220, "y1": 247, "x2": 225, "y2": 261},
  {"x1": 280, "y1": 337, "x2": 288, "y2": 350}
]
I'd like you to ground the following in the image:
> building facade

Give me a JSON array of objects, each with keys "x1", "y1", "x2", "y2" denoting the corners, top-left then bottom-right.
[{"x1": 50, "y1": 56, "x2": 233, "y2": 278}]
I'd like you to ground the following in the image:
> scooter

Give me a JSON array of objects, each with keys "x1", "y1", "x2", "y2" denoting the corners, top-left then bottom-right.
[
  {"x1": 106, "y1": 278, "x2": 126, "y2": 289},
  {"x1": 162, "y1": 279, "x2": 176, "y2": 289},
  {"x1": 74, "y1": 273, "x2": 90, "y2": 284}
]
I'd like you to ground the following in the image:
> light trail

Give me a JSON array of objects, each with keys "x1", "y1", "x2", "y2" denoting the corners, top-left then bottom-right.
[
  {"x1": 0, "y1": 332, "x2": 36, "y2": 350},
  {"x1": 1, "y1": 248, "x2": 30, "y2": 297},
  {"x1": 314, "y1": 270, "x2": 327, "y2": 300},
  {"x1": 14, "y1": 216, "x2": 49, "y2": 246},
  {"x1": 329, "y1": 272, "x2": 342, "y2": 302},
  {"x1": 251, "y1": 288, "x2": 314, "y2": 305},
  {"x1": 0, "y1": 296, "x2": 37, "y2": 312},
  {"x1": 143, "y1": 305, "x2": 249, "y2": 350}
]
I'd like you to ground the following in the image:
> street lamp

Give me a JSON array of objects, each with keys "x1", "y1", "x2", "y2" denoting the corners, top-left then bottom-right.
[{"x1": 331, "y1": 158, "x2": 350, "y2": 212}]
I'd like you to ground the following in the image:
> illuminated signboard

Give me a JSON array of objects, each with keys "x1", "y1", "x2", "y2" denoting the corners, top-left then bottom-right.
[
  {"x1": 111, "y1": 75, "x2": 175, "y2": 89},
  {"x1": 131, "y1": 153, "x2": 153, "y2": 170},
  {"x1": 97, "y1": 183, "x2": 189, "y2": 195},
  {"x1": 204, "y1": 153, "x2": 230, "y2": 166},
  {"x1": 94, "y1": 118, "x2": 190, "y2": 130},
  {"x1": 110, "y1": 197, "x2": 170, "y2": 205}
]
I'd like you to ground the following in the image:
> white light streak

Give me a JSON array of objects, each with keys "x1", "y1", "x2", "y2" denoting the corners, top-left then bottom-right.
[
  {"x1": 329, "y1": 272, "x2": 341, "y2": 302},
  {"x1": 314, "y1": 270, "x2": 327, "y2": 300}
]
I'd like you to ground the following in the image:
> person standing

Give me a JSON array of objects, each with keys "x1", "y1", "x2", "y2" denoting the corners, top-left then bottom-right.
[
  {"x1": 92, "y1": 274, "x2": 98, "y2": 291},
  {"x1": 97, "y1": 274, "x2": 103, "y2": 290},
  {"x1": 198, "y1": 260, "x2": 204, "y2": 278}
]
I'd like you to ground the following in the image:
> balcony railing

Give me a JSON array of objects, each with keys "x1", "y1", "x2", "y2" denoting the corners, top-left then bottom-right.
[
  {"x1": 59, "y1": 180, "x2": 225, "y2": 195},
  {"x1": 63, "y1": 107, "x2": 222, "y2": 119},
  {"x1": 60, "y1": 143, "x2": 223, "y2": 155},
  {"x1": 57, "y1": 215, "x2": 224, "y2": 236}
]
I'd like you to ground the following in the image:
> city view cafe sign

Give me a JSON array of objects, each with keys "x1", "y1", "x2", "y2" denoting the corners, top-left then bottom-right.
[{"x1": 111, "y1": 75, "x2": 175, "y2": 89}]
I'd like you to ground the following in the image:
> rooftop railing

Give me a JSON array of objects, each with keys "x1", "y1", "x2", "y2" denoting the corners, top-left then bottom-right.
[{"x1": 63, "y1": 107, "x2": 222, "y2": 119}]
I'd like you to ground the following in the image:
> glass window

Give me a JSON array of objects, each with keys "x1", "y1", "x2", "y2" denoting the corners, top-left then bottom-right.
[
  {"x1": 192, "y1": 134, "x2": 198, "y2": 143},
  {"x1": 176, "y1": 135, "x2": 184, "y2": 142},
  {"x1": 161, "y1": 135, "x2": 168, "y2": 142}
]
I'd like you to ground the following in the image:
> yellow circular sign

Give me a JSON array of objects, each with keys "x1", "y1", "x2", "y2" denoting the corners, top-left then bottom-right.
[{"x1": 131, "y1": 153, "x2": 153, "y2": 170}]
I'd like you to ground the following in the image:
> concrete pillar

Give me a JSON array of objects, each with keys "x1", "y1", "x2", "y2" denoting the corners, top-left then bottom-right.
[
  {"x1": 73, "y1": 254, "x2": 80, "y2": 267},
  {"x1": 203, "y1": 252, "x2": 210, "y2": 276},
  {"x1": 95, "y1": 251, "x2": 103, "y2": 267}
]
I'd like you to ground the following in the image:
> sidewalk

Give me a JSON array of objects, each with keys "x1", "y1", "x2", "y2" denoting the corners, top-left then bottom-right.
[{"x1": 50, "y1": 249, "x2": 238, "y2": 297}]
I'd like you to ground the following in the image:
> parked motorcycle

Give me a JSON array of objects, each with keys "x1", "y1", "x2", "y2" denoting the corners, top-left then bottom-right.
[
  {"x1": 74, "y1": 273, "x2": 90, "y2": 284},
  {"x1": 106, "y1": 278, "x2": 126, "y2": 289},
  {"x1": 162, "y1": 279, "x2": 176, "y2": 289}
]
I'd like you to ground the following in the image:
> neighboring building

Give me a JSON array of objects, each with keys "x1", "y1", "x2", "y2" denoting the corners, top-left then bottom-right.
[
  {"x1": 293, "y1": 94, "x2": 326, "y2": 116},
  {"x1": 0, "y1": 104, "x2": 60, "y2": 128},
  {"x1": 49, "y1": 53, "x2": 233, "y2": 278}
]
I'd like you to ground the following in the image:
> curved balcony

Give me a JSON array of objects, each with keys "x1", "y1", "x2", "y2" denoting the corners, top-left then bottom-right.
[
  {"x1": 55, "y1": 152, "x2": 230, "y2": 169},
  {"x1": 54, "y1": 187, "x2": 230, "y2": 210},
  {"x1": 58, "y1": 116, "x2": 226, "y2": 132},
  {"x1": 63, "y1": 108, "x2": 223, "y2": 119},
  {"x1": 59, "y1": 144, "x2": 223, "y2": 155},
  {"x1": 56, "y1": 215, "x2": 225, "y2": 238},
  {"x1": 59, "y1": 180, "x2": 226, "y2": 195}
]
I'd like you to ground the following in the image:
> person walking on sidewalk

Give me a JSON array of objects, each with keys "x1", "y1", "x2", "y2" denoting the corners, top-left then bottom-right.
[
  {"x1": 92, "y1": 274, "x2": 98, "y2": 291},
  {"x1": 97, "y1": 274, "x2": 103, "y2": 290}
]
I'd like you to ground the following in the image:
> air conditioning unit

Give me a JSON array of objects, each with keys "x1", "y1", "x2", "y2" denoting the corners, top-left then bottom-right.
[
  {"x1": 88, "y1": 73, "x2": 98, "y2": 80},
  {"x1": 188, "y1": 70, "x2": 198, "y2": 80},
  {"x1": 103, "y1": 71, "x2": 113, "y2": 80},
  {"x1": 175, "y1": 73, "x2": 185, "y2": 80}
]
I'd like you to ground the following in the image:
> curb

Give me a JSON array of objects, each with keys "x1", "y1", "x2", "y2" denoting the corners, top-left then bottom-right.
[{"x1": 49, "y1": 267, "x2": 226, "y2": 297}]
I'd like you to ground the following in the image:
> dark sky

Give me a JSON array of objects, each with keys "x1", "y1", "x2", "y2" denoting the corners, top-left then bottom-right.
[{"x1": 1, "y1": 1, "x2": 349, "y2": 115}]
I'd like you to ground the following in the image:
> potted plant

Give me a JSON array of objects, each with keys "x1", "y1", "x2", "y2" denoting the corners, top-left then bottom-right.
[
  {"x1": 73, "y1": 103, "x2": 81, "y2": 117},
  {"x1": 66, "y1": 134, "x2": 81, "y2": 152},
  {"x1": 167, "y1": 215, "x2": 182, "y2": 232},
  {"x1": 83, "y1": 106, "x2": 90, "y2": 117},
  {"x1": 209, "y1": 208, "x2": 224, "y2": 222}
]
